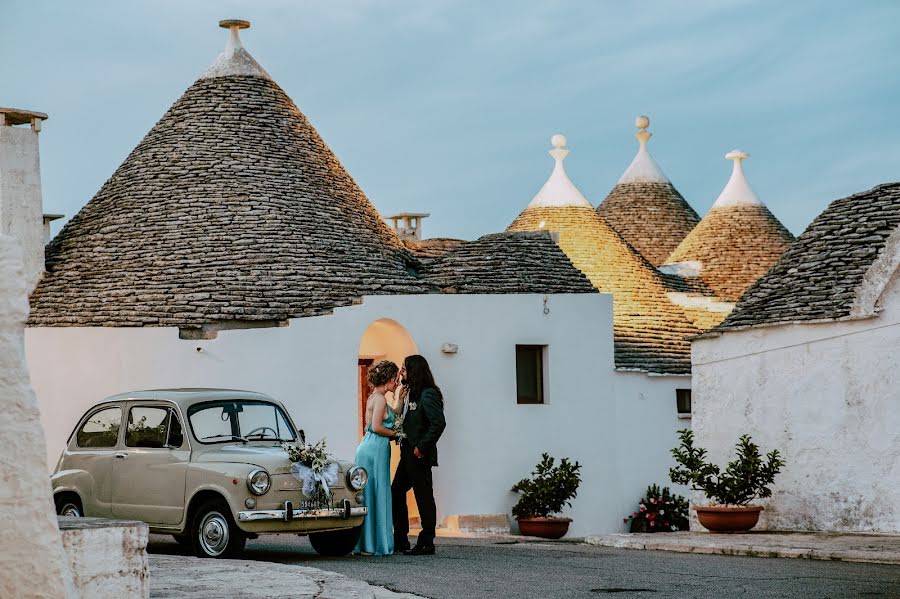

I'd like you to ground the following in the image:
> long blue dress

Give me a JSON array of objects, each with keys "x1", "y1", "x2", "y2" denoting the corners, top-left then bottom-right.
[{"x1": 354, "y1": 395, "x2": 395, "y2": 556}]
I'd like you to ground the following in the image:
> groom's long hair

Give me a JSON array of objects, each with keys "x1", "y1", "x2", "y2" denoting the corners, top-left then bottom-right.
[{"x1": 403, "y1": 355, "x2": 442, "y2": 402}]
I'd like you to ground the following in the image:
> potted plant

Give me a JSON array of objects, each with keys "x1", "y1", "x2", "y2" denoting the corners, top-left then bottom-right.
[
  {"x1": 669, "y1": 429, "x2": 785, "y2": 532},
  {"x1": 511, "y1": 453, "x2": 582, "y2": 539},
  {"x1": 623, "y1": 484, "x2": 689, "y2": 533}
]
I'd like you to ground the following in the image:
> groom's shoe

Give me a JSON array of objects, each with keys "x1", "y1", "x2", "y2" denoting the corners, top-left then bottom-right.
[{"x1": 403, "y1": 545, "x2": 436, "y2": 556}]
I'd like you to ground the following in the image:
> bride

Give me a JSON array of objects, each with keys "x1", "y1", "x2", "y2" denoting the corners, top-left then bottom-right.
[{"x1": 354, "y1": 360, "x2": 401, "y2": 556}]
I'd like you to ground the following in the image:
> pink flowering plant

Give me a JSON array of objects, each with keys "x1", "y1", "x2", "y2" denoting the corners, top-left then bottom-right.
[{"x1": 623, "y1": 484, "x2": 689, "y2": 532}]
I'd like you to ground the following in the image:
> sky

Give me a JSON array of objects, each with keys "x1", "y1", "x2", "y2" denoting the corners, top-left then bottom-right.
[{"x1": 3, "y1": 0, "x2": 899, "y2": 241}]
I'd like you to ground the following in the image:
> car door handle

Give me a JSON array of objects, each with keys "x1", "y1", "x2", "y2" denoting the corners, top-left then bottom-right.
[{"x1": 114, "y1": 452, "x2": 128, "y2": 459}]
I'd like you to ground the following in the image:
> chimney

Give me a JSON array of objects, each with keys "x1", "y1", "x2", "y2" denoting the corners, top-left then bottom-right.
[
  {"x1": 0, "y1": 107, "x2": 48, "y2": 292},
  {"x1": 386, "y1": 212, "x2": 430, "y2": 241}
]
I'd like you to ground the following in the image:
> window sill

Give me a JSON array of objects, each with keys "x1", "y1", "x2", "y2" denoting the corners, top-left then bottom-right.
[{"x1": 677, "y1": 413, "x2": 692, "y2": 420}]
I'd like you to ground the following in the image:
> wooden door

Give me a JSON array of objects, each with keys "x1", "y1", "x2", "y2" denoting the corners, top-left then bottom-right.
[{"x1": 358, "y1": 359, "x2": 374, "y2": 438}]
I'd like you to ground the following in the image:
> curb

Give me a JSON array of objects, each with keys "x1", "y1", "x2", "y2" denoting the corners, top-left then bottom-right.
[{"x1": 584, "y1": 533, "x2": 900, "y2": 565}]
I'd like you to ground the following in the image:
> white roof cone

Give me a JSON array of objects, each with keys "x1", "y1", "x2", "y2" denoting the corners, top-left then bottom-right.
[
  {"x1": 711, "y1": 150, "x2": 763, "y2": 208},
  {"x1": 527, "y1": 134, "x2": 592, "y2": 209},
  {"x1": 616, "y1": 116, "x2": 669, "y2": 184},
  {"x1": 200, "y1": 19, "x2": 272, "y2": 80}
]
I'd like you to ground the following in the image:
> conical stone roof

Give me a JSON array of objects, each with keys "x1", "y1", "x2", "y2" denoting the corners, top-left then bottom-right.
[
  {"x1": 508, "y1": 135, "x2": 699, "y2": 374},
  {"x1": 597, "y1": 117, "x2": 700, "y2": 266},
  {"x1": 29, "y1": 21, "x2": 433, "y2": 330},
  {"x1": 664, "y1": 150, "x2": 794, "y2": 303}
]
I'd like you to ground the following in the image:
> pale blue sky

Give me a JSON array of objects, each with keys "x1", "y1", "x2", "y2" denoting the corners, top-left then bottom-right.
[{"x1": 3, "y1": 1, "x2": 899, "y2": 240}]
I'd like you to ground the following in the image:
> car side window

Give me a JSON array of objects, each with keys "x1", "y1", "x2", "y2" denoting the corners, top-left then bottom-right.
[
  {"x1": 76, "y1": 407, "x2": 122, "y2": 448},
  {"x1": 126, "y1": 406, "x2": 172, "y2": 448},
  {"x1": 168, "y1": 409, "x2": 184, "y2": 448}
]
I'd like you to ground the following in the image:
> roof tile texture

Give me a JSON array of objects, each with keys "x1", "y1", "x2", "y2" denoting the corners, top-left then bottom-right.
[
  {"x1": 509, "y1": 206, "x2": 698, "y2": 374},
  {"x1": 29, "y1": 75, "x2": 433, "y2": 327},
  {"x1": 598, "y1": 181, "x2": 700, "y2": 266},
  {"x1": 665, "y1": 204, "x2": 794, "y2": 302},
  {"x1": 717, "y1": 182, "x2": 900, "y2": 330},
  {"x1": 421, "y1": 232, "x2": 597, "y2": 294}
]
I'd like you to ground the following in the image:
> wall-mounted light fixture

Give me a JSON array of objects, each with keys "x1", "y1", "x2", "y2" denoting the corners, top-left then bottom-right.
[{"x1": 440, "y1": 343, "x2": 458, "y2": 355}]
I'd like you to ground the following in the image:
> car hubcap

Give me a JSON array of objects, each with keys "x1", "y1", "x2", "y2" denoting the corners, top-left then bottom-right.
[
  {"x1": 199, "y1": 512, "x2": 230, "y2": 556},
  {"x1": 61, "y1": 504, "x2": 81, "y2": 517}
]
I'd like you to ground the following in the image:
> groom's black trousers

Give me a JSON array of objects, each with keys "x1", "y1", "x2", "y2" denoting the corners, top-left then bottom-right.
[{"x1": 391, "y1": 445, "x2": 437, "y2": 548}]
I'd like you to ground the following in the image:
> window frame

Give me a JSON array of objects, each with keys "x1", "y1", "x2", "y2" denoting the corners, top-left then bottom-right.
[
  {"x1": 676, "y1": 388, "x2": 692, "y2": 419},
  {"x1": 74, "y1": 404, "x2": 124, "y2": 450},
  {"x1": 124, "y1": 403, "x2": 186, "y2": 449},
  {"x1": 515, "y1": 344, "x2": 548, "y2": 405}
]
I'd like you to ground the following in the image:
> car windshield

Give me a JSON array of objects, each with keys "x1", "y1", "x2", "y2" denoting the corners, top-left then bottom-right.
[{"x1": 188, "y1": 400, "x2": 297, "y2": 444}]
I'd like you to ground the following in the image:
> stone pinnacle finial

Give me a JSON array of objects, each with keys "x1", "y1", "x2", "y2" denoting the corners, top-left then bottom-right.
[
  {"x1": 712, "y1": 149, "x2": 762, "y2": 208},
  {"x1": 549, "y1": 133, "x2": 569, "y2": 161},
  {"x1": 635, "y1": 115, "x2": 651, "y2": 145},
  {"x1": 219, "y1": 19, "x2": 250, "y2": 52}
]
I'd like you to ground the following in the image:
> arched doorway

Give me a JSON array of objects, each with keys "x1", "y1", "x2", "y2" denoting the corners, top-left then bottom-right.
[{"x1": 358, "y1": 319, "x2": 419, "y2": 521}]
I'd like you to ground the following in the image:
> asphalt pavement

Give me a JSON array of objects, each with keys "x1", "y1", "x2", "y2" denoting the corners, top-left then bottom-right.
[{"x1": 148, "y1": 533, "x2": 900, "y2": 599}]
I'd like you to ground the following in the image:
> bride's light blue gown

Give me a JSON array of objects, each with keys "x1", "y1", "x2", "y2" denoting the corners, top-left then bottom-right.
[{"x1": 354, "y1": 397, "x2": 395, "y2": 556}]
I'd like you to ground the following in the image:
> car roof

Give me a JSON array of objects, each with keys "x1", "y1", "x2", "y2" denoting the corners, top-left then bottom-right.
[{"x1": 101, "y1": 388, "x2": 279, "y2": 409}]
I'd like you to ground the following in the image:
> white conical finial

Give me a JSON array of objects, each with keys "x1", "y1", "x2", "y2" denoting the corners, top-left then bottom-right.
[
  {"x1": 712, "y1": 149, "x2": 763, "y2": 208},
  {"x1": 200, "y1": 19, "x2": 271, "y2": 80},
  {"x1": 616, "y1": 115, "x2": 668, "y2": 184},
  {"x1": 527, "y1": 134, "x2": 592, "y2": 209}
]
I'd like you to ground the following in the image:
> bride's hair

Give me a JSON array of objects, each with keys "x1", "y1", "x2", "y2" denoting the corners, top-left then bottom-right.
[
  {"x1": 367, "y1": 360, "x2": 399, "y2": 388},
  {"x1": 403, "y1": 355, "x2": 442, "y2": 401}
]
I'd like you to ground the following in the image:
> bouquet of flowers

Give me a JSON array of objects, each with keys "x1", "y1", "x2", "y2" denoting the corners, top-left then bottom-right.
[
  {"x1": 393, "y1": 415, "x2": 408, "y2": 442},
  {"x1": 282, "y1": 437, "x2": 338, "y2": 501},
  {"x1": 623, "y1": 484, "x2": 689, "y2": 533}
]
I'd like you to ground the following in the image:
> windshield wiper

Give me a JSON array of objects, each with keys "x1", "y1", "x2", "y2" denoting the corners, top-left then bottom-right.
[{"x1": 202, "y1": 434, "x2": 249, "y2": 444}]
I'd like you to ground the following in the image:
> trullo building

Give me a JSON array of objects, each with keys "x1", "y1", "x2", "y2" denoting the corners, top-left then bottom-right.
[
  {"x1": 691, "y1": 183, "x2": 900, "y2": 532},
  {"x1": 20, "y1": 20, "x2": 688, "y2": 536},
  {"x1": 663, "y1": 150, "x2": 794, "y2": 304},
  {"x1": 597, "y1": 117, "x2": 700, "y2": 267}
]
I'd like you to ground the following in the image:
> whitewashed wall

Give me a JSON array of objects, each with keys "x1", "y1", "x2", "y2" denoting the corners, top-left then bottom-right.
[
  {"x1": 27, "y1": 292, "x2": 687, "y2": 536},
  {"x1": 691, "y1": 272, "x2": 900, "y2": 532}
]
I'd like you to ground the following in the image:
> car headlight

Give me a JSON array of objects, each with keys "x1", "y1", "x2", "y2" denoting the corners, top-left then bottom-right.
[
  {"x1": 347, "y1": 466, "x2": 368, "y2": 491},
  {"x1": 247, "y1": 469, "x2": 270, "y2": 495}
]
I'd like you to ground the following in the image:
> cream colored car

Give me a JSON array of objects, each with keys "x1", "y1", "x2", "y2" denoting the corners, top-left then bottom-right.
[{"x1": 51, "y1": 389, "x2": 368, "y2": 558}]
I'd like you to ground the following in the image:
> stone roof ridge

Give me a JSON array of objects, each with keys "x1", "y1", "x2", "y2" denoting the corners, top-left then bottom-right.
[
  {"x1": 711, "y1": 149, "x2": 763, "y2": 208},
  {"x1": 527, "y1": 134, "x2": 593, "y2": 209},
  {"x1": 616, "y1": 116, "x2": 669, "y2": 184},
  {"x1": 200, "y1": 20, "x2": 272, "y2": 81}
]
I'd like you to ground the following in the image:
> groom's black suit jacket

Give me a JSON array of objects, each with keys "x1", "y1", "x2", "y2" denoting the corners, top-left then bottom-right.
[{"x1": 403, "y1": 387, "x2": 446, "y2": 467}]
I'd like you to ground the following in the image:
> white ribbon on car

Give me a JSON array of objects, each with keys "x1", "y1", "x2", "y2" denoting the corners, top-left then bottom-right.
[{"x1": 290, "y1": 462, "x2": 340, "y2": 499}]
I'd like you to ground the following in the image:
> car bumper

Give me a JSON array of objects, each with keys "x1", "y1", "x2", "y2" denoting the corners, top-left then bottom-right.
[{"x1": 238, "y1": 503, "x2": 368, "y2": 523}]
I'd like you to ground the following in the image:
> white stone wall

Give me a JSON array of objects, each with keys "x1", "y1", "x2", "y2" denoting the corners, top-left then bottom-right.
[
  {"x1": 0, "y1": 127, "x2": 44, "y2": 291},
  {"x1": 691, "y1": 271, "x2": 900, "y2": 532},
  {"x1": 27, "y1": 292, "x2": 687, "y2": 535},
  {"x1": 59, "y1": 520, "x2": 148, "y2": 598},
  {"x1": 0, "y1": 236, "x2": 75, "y2": 599}
]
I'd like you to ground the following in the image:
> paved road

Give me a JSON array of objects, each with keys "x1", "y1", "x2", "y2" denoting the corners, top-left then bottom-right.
[{"x1": 148, "y1": 534, "x2": 900, "y2": 599}]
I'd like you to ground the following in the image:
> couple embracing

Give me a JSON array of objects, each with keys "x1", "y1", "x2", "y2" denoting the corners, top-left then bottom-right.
[{"x1": 354, "y1": 355, "x2": 446, "y2": 557}]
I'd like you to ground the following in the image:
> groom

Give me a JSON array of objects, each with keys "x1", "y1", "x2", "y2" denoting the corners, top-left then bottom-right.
[{"x1": 392, "y1": 357, "x2": 446, "y2": 556}]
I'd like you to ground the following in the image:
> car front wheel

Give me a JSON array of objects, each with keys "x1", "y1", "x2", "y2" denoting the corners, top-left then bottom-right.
[
  {"x1": 191, "y1": 499, "x2": 246, "y2": 558},
  {"x1": 55, "y1": 494, "x2": 83, "y2": 518},
  {"x1": 309, "y1": 525, "x2": 362, "y2": 557}
]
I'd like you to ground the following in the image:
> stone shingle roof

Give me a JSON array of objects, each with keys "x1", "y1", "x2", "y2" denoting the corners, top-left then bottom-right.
[
  {"x1": 664, "y1": 204, "x2": 794, "y2": 302},
  {"x1": 598, "y1": 182, "x2": 700, "y2": 267},
  {"x1": 715, "y1": 182, "x2": 900, "y2": 331},
  {"x1": 403, "y1": 238, "x2": 464, "y2": 260},
  {"x1": 597, "y1": 118, "x2": 700, "y2": 266},
  {"x1": 509, "y1": 206, "x2": 699, "y2": 374},
  {"x1": 420, "y1": 232, "x2": 597, "y2": 294},
  {"x1": 29, "y1": 36, "x2": 433, "y2": 329}
]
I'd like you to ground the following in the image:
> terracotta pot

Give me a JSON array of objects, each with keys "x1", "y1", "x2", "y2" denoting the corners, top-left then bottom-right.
[
  {"x1": 693, "y1": 505, "x2": 764, "y2": 532},
  {"x1": 517, "y1": 517, "x2": 572, "y2": 539}
]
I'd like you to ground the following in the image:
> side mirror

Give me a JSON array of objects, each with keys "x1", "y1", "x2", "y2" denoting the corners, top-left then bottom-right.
[{"x1": 298, "y1": 429, "x2": 306, "y2": 445}]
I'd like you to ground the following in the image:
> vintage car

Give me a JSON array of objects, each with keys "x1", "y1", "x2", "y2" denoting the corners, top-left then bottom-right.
[{"x1": 51, "y1": 389, "x2": 368, "y2": 558}]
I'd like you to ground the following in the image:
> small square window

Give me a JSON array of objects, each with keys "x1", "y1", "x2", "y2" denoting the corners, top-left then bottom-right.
[
  {"x1": 676, "y1": 389, "x2": 692, "y2": 419},
  {"x1": 516, "y1": 345, "x2": 546, "y2": 404}
]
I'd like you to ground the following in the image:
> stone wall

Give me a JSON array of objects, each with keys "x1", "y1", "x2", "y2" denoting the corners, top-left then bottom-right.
[
  {"x1": 59, "y1": 518, "x2": 149, "y2": 598},
  {"x1": 0, "y1": 235, "x2": 75, "y2": 598},
  {"x1": 0, "y1": 127, "x2": 44, "y2": 292},
  {"x1": 691, "y1": 270, "x2": 900, "y2": 532}
]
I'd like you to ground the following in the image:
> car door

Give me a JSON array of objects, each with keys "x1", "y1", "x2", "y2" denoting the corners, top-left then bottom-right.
[
  {"x1": 112, "y1": 402, "x2": 190, "y2": 525},
  {"x1": 68, "y1": 403, "x2": 124, "y2": 517}
]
